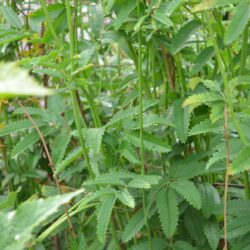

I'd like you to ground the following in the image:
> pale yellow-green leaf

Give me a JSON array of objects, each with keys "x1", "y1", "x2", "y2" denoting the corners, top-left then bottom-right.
[{"x1": 0, "y1": 62, "x2": 53, "y2": 98}]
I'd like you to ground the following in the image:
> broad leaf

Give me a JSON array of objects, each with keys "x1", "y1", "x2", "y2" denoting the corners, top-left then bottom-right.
[{"x1": 224, "y1": 2, "x2": 250, "y2": 45}]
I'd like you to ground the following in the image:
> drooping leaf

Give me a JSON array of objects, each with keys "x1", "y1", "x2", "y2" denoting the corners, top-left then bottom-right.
[
  {"x1": 224, "y1": 2, "x2": 250, "y2": 45},
  {"x1": 171, "y1": 20, "x2": 201, "y2": 54},
  {"x1": 156, "y1": 188, "x2": 179, "y2": 238}
]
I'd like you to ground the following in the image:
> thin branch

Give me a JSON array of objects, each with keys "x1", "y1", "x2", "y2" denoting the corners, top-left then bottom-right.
[
  {"x1": 161, "y1": 46, "x2": 176, "y2": 92},
  {"x1": 17, "y1": 100, "x2": 77, "y2": 240}
]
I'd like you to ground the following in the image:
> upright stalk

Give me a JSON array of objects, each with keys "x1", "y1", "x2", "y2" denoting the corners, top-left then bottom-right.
[
  {"x1": 137, "y1": 1, "x2": 152, "y2": 249},
  {"x1": 65, "y1": 0, "x2": 94, "y2": 178},
  {"x1": 39, "y1": 0, "x2": 61, "y2": 48}
]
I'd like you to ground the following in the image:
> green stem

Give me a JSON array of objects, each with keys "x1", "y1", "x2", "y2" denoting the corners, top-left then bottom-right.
[
  {"x1": 65, "y1": 0, "x2": 94, "y2": 178},
  {"x1": 110, "y1": 216, "x2": 122, "y2": 250},
  {"x1": 137, "y1": 1, "x2": 152, "y2": 249},
  {"x1": 39, "y1": 0, "x2": 61, "y2": 48}
]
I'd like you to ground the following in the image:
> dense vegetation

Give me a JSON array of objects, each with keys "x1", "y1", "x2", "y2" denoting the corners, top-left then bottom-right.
[{"x1": 1, "y1": 0, "x2": 250, "y2": 249}]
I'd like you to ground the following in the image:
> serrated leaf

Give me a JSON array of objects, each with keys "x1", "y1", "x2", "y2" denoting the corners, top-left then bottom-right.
[
  {"x1": 191, "y1": 46, "x2": 214, "y2": 74},
  {"x1": 83, "y1": 175, "x2": 125, "y2": 187},
  {"x1": 52, "y1": 131, "x2": 71, "y2": 166},
  {"x1": 210, "y1": 102, "x2": 224, "y2": 123},
  {"x1": 55, "y1": 147, "x2": 83, "y2": 175},
  {"x1": 121, "y1": 141, "x2": 140, "y2": 164},
  {"x1": 0, "y1": 119, "x2": 44, "y2": 137},
  {"x1": 0, "y1": 188, "x2": 20, "y2": 209},
  {"x1": 229, "y1": 75, "x2": 250, "y2": 92},
  {"x1": 170, "y1": 161, "x2": 206, "y2": 179},
  {"x1": 224, "y1": 2, "x2": 250, "y2": 45},
  {"x1": 173, "y1": 98, "x2": 190, "y2": 143},
  {"x1": 202, "y1": 218, "x2": 219, "y2": 250},
  {"x1": 193, "y1": 0, "x2": 240, "y2": 12},
  {"x1": 198, "y1": 183, "x2": 220, "y2": 218},
  {"x1": 0, "y1": 190, "x2": 83, "y2": 250},
  {"x1": 130, "y1": 238, "x2": 166, "y2": 250},
  {"x1": 112, "y1": 0, "x2": 137, "y2": 31},
  {"x1": 156, "y1": 188, "x2": 178, "y2": 238},
  {"x1": 116, "y1": 188, "x2": 135, "y2": 208},
  {"x1": 227, "y1": 215, "x2": 250, "y2": 239},
  {"x1": 171, "y1": 20, "x2": 201, "y2": 54},
  {"x1": 170, "y1": 180, "x2": 201, "y2": 209},
  {"x1": 122, "y1": 206, "x2": 156, "y2": 243},
  {"x1": 183, "y1": 92, "x2": 223, "y2": 108},
  {"x1": 108, "y1": 100, "x2": 156, "y2": 126},
  {"x1": 97, "y1": 194, "x2": 116, "y2": 243},
  {"x1": 0, "y1": 6, "x2": 22, "y2": 29},
  {"x1": 230, "y1": 146, "x2": 250, "y2": 175},
  {"x1": 184, "y1": 208, "x2": 206, "y2": 245},
  {"x1": 127, "y1": 131, "x2": 171, "y2": 153},
  {"x1": 86, "y1": 127, "x2": 105, "y2": 153},
  {"x1": 173, "y1": 240, "x2": 197, "y2": 250},
  {"x1": 189, "y1": 119, "x2": 222, "y2": 136},
  {"x1": 11, "y1": 128, "x2": 52, "y2": 158},
  {"x1": 152, "y1": 2, "x2": 173, "y2": 27},
  {"x1": 128, "y1": 179, "x2": 151, "y2": 189},
  {"x1": 207, "y1": 138, "x2": 242, "y2": 170},
  {"x1": 0, "y1": 31, "x2": 32, "y2": 45}
]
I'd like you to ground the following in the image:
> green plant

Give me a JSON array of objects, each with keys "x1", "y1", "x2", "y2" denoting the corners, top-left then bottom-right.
[{"x1": 1, "y1": 0, "x2": 250, "y2": 249}]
